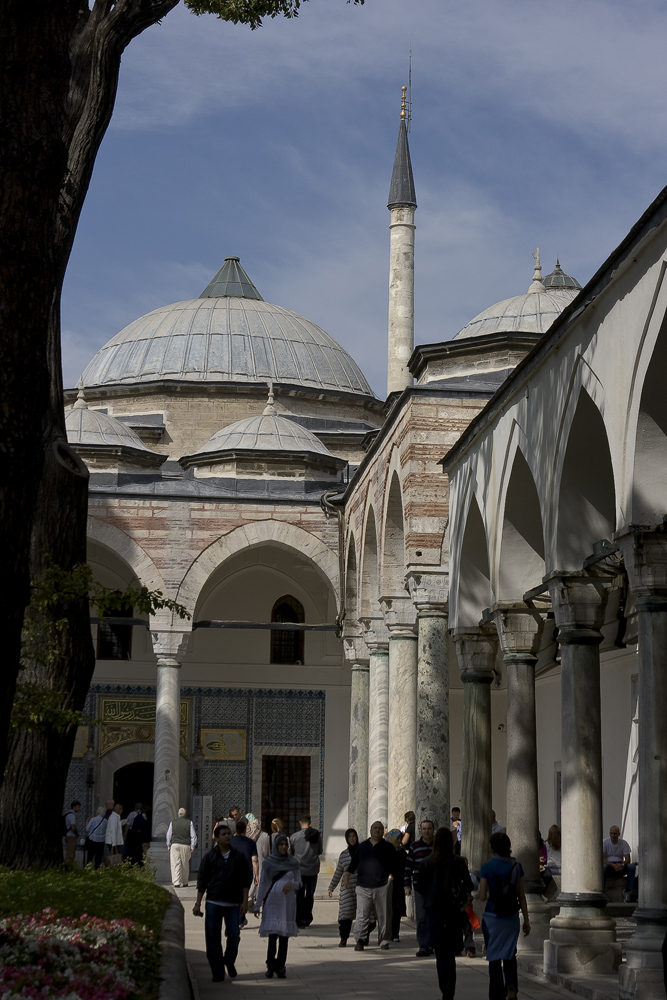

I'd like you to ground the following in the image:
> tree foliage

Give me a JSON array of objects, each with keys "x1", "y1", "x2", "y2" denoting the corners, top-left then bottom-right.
[{"x1": 186, "y1": 0, "x2": 362, "y2": 28}]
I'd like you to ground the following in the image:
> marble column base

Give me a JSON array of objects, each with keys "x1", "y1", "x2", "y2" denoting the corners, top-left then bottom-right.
[
  {"x1": 619, "y1": 914, "x2": 667, "y2": 1000},
  {"x1": 544, "y1": 903, "x2": 621, "y2": 975},
  {"x1": 517, "y1": 895, "x2": 553, "y2": 954},
  {"x1": 147, "y1": 840, "x2": 172, "y2": 884}
]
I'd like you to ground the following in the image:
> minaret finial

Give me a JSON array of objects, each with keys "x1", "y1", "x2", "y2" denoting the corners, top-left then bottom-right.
[
  {"x1": 528, "y1": 247, "x2": 544, "y2": 293},
  {"x1": 263, "y1": 380, "x2": 276, "y2": 415},
  {"x1": 74, "y1": 378, "x2": 88, "y2": 409},
  {"x1": 401, "y1": 85, "x2": 407, "y2": 121}
]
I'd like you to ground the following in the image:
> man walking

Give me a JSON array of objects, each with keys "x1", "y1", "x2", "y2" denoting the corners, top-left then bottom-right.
[
  {"x1": 290, "y1": 813, "x2": 323, "y2": 928},
  {"x1": 166, "y1": 807, "x2": 197, "y2": 887},
  {"x1": 194, "y1": 825, "x2": 253, "y2": 982},
  {"x1": 344, "y1": 820, "x2": 397, "y2": 951},
  {"x1": 405, "y1": 818, "x2": 435, "y2": 956}
]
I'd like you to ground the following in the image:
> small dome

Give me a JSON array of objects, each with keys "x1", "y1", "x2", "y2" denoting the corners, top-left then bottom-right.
[
  {"x1": 543, "y1": 260, "x2": 582, "y2": 290},
  {"x1": 66, "y1": 387, "x2": 161, "y2": 458},
  {"x1": 193, "y1": 409, "x2": 334, "y2": 461},
  {"x1": 80, "y1": 258, "x2": 373, "y2": 398},
  {"x1": 454, "y1": 253, "x2": 580, "y2": 340}
]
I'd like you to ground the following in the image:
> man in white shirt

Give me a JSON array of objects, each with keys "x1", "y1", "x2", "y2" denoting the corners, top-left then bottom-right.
[
  {"x1": 105, "y1": 801, "x2": 124, "y2": 861},
  {"x1": 166, "y1": 807, "x2": 198, "y2": 887},
  {"x1": 603, "y1": 825, "x2": 637, "y2": 901}
]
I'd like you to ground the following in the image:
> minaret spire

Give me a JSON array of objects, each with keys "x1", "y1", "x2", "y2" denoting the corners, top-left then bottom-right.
[{"x1": 387, "y1": 85, "x2": 417, "y2": 396}]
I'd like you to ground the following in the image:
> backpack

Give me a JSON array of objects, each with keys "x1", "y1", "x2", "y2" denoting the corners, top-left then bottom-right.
[{"x1": 489, "y1": 861, "x2": 520, "y2": 917}]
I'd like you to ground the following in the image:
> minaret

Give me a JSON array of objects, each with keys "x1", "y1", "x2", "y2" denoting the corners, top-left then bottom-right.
[{"x1": 387, "y1": 85, "x2": 417, "y2": 396}]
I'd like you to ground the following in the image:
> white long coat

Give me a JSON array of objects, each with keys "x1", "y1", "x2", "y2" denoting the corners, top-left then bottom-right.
[{"x1": 255, "y1": 867, "x2": 301, "y2": 938}]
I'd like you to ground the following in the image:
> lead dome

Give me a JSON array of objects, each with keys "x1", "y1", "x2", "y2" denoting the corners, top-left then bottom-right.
[
  {"x1": 80, "y1": 257, "x2": 373, "y2": 397},
  {"x1": 454, "y1": 254, "x2": 580, "y2": 340}
]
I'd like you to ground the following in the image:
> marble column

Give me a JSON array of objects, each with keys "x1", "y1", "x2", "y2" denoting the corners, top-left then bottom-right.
[
  {"x1": 616, "y1": 527, "x2": 667, "y2": 1000},
  {"x1": 489, "y1": 602, "x2": 550, "y2": 952},
  {"x1": 344, "y1": 635, "x2": 370, "y2": 838},
  {"x1": 385, "y1": 610, "x2": 418, "y2": 829},
  {"x1": 362, "y1": 619, "x2": 390, "y2": 831},
  {"x1": 544, "y1": 574, "x2": 621, "y2": 976},
  {"x1": 415, "y1": 606, "x2": 449, "y2": 828},
  {"x1": 453, "y1": 626, "x2": 498, "y2": 875},
  {"x1": 148, "y1": 629, "x2": 190, "y2": 882}
]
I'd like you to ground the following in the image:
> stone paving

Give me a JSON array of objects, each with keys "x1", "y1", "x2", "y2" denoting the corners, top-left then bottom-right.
[{"x1": 178, "y1": 887, "x2": 590, "y2": 1000}]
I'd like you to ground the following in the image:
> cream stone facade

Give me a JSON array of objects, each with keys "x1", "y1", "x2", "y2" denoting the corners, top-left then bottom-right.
[{"x1": 62, "y1": 102, "x2": 667, "y2": 998}]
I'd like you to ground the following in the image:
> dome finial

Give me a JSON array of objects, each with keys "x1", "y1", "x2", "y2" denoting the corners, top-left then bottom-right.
[
  {"x1": 74, "y1": 378, "x2": 88, "y2": 409},
  {"x1": 401, "y1": 84, "x2": 407, "y2": 121},
  {"x1": 528, "y1": 247, "x2": 544, "y2": 293},
  {"x1": 263, "y1": 380, "x2": 277, "y2": 416}
]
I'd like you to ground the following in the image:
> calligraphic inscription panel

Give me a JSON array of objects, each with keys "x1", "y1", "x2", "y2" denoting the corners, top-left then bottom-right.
[
  {"x1": 99, "y1": 697, "x2": 189, "y2": 757},
  {"x1": 201, "y1": 729, "x2": 247, "y2": 761}
]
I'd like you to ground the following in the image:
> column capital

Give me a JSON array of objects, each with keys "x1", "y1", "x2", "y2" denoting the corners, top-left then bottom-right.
[
  {"x1": 150, "y1": 629, "x2": 191, "y2": 664},
  {"x1": 380, "y1": 595, "x2": 417, "y2": 633},
  {"x1": 615, "y1": 523, "x2": 667, "y2": 608},
  {"x1": 484, "y1": 602, "x2": 548, "y2": 659},
  {"x1": 343, "y1": 635, "x2": 370, "y2": 667},
  {"x1": 543, "y1": 571, "x2": 612, "y2": 642},
  {"x1": 406, "y1": 571, "x2": 449, "y2": 614},
  {"x1": 359, "y1": 616, "x2": 390, "y2": 651},
  {"x1": 452, "y1": 625, "x2": 498, "y2": 682}
]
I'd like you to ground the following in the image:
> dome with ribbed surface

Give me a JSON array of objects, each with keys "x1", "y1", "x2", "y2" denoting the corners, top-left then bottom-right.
[
  {"x1": 80, "y1": 259, "x2": 373, "y2": 397},
  {"x1": 194, "y1": 412, "x2": 333, "y2": 460},
  {"x1": 66, "y1": 387, "x2": 161, "y2": 456},
  {"x1": 543, "y1": 260, "x2": 582, "y2": 290},
  {"x1": 454, "y1": 287, "x2": 579, "y2": 339}
]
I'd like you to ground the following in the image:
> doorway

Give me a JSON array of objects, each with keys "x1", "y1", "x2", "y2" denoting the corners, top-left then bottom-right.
[
  {"x1": 113, "y1": 762, "x2": 154, "y2": 838},
  {"x1": 261, "y1": 755, "x2": 311, "y2": 836}
]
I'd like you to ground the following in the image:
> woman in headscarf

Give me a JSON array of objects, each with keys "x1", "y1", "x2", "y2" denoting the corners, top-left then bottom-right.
[
  {"x1": 327, "y1": 828, "x2": 359, "y2": 946},
  {"x1": 386, "y1": 829, "x2": 407, "y2": 942},
  {"x1": 478, "y1": 832, "x2": 530, "y2": 1000},
  {"x1": 245, "y1": 814, "x2": 271, "y2": 906},
  {"x1": 416, "y1": 827, "x2": 473, "y2": 1000},
  {"x1": 254, "y1": 833, "x2": 301, "y2": 979}
]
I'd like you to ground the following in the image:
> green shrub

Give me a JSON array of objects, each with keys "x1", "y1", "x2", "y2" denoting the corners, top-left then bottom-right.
[{"x1": 0, "y1": 862, "x2": 170, "y2": 932}]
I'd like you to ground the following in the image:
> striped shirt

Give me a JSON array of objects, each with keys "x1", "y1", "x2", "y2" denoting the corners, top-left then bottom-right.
[{"x1": 404, "y1": 838, "x2": 434, "y2": 888}]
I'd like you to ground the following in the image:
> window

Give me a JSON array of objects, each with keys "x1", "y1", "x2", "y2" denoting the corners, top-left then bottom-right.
[
  {"x1": 270, "y1": 595, "x2": 304, "y2": 664},
  {"x1": 97, "y1": 601, "x2": 133, "y2": 660}
]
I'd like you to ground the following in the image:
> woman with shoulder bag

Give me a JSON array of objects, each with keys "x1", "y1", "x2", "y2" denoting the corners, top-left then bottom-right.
[
  {"x1": 254, "y1": 834, "x2": 301, "y2": 979},
  {"x1": 478, "y1": 832, "x2": 530, "y2": 1000},
  {"x1": 416, "y1": 827, "x2": 473, "y2": 1000}
]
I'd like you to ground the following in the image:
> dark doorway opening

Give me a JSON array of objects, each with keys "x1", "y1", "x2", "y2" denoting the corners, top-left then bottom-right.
[
  {"x1": 261, "y1": 755, "x2": 311, "y2": 836},
  {"x1": 113, "y1": 762, "x2": 154, "y2": 839}
]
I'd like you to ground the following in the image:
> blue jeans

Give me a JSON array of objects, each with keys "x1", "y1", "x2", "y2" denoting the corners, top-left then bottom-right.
[
  {"x1": 415, "y1": 890, "x2": 431, "y2": 950},
  {"x1": 204, "y1": 902, "x2": 241, "y2": 979},
  {"x1": 604, "y1": 863, "x2": 637, "y2": 894}
]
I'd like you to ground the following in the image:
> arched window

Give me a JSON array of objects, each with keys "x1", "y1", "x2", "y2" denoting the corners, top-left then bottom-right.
[{"x1": 271, "y1": 595, "x2": 305, "y2": 664}]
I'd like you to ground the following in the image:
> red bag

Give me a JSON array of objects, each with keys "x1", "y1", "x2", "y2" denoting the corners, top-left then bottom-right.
[{"x1": 464, "y1": 902, "x2": 480, "y2": 930}]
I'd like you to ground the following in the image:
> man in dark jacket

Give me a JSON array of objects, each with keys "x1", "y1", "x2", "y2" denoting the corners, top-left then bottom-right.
[
  {"x1": 344, "y1": 820, "x2": 397, "y2": 951},
  {"x1": 194, "y1": 825, "x2": 253, "y2": 982},
  {"x1": 290, "y1": 813, "x2": 323, "y2": 927}
]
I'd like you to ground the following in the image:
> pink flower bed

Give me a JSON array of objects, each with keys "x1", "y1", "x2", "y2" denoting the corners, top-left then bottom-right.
[{"x1": 0, "y1": 908, "x2": 157, "y2": 1000}]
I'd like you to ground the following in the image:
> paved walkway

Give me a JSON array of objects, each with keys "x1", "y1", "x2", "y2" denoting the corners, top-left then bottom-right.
[{"x1": 177, "y1": 887, "x2": 583, "y2": 1000}]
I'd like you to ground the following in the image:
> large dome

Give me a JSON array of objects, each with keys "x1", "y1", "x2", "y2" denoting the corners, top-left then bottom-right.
[
  {"x1": 454, "y1": 256, "x2": 580, "y2": 340},
  {"x1": 81, "y1": 257, "x2": 373, "y2": 397}
]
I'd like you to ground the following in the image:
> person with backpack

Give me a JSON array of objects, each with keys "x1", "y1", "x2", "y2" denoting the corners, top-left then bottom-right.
[
  {"x1": 478, "y1": 832, "x2": 530, "y2": 1000},
  {"x1": 253, "y1": 833, "x2": 301, "y2": 978},
  {"x1": 416, "y1": 826, "x2": 473, "y2": 1000}
]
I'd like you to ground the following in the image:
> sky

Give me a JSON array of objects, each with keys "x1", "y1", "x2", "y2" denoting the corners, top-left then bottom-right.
[{"x1": 62, "y1": 0, "x2": 667, "y2": 398}]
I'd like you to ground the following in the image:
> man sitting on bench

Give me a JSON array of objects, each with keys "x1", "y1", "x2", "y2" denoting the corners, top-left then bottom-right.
[{"x1": 603, "y1": 825, "x2": 637, "y2": 902}]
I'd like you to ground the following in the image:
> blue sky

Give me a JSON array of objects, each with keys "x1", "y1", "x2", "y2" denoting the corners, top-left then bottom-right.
[{"x1": 62, "y1": 0, "x2": 667, "y2": 398}]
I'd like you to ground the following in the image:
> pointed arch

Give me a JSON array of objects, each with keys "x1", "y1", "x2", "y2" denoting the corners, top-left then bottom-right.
[
  {"x1": 555, "y1": 387, "x2": 616, "y2": 569},
  {"x1": 345, "y1": 534, "x2": 359, "y2": 621},
  {"x1": 630, "y1": 308, "x2": 667, "y2": 522},
  {"x1": 360, "y1": 506, "x2": 379, "y2": 618},
  {"x1": 382, "y1": 471, "x2": 405, "y2": 596},
  {"x1": 457, "y1": 494, "x2": 492, "y2": 627},
  {"x1": 498, "y1": 448, "x2": 545, "y2": 600}
]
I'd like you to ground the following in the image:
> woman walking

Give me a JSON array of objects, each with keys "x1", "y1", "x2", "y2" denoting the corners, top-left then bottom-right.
[
  {"x1": 416, "y1": 827, "x2": 473, "y2": 1000},
  {"x1": 254, "y1": 833, "x2": 301, "y2": 979},
  {"x1": 478, "y1": 832, "x2": 530, "y2": 1000},
  {"x1": 328, "y1": 828, "x2": 359, "y2": 946},
  {"x1": 386, "y1": 829, "x2": 407, "y2": 942}
]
